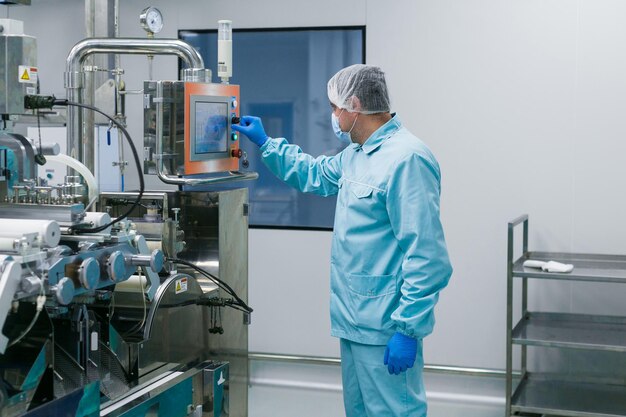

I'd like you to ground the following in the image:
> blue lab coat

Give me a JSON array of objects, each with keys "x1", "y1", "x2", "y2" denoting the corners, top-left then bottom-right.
[{"x1": 260, "y1": 114, "x2": 452, "y2": 345}]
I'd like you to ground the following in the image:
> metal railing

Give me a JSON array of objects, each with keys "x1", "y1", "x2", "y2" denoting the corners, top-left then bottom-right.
[{"x1": 248, "y1": 352, "x2": 517, "y2": 379}]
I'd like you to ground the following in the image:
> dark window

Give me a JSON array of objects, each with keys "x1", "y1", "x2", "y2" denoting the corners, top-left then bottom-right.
[{"x1": 179, "y1": 27, "x2": 365, "y2": 229}]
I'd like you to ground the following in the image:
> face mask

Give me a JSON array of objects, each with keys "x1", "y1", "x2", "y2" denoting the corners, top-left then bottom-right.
[{"x1": 332, "y1": 109, "x2": 358, "y2": 145}]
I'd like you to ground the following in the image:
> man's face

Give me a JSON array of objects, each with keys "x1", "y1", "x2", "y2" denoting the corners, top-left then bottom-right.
[{"x1": 330, "y1": 102, "x2": 356, "y2": 132}]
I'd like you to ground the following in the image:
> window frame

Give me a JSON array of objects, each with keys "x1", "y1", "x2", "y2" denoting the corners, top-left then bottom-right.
[{"x1": 178, "y1": 26, "x2": 367, "y2": 231}]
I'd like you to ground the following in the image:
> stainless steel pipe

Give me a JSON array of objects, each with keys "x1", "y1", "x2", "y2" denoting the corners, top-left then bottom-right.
[
  {"x1": 64, "y1": 38, "x2": 205, "y2": 170},
  {"x1": 247, "y1": 352, "x2": 515, "y2": 378}
]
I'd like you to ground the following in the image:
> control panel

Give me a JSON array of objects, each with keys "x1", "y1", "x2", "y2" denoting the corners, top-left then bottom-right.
[{"x1": 184, "y1": 82, "x2": 241, "y2": 175}]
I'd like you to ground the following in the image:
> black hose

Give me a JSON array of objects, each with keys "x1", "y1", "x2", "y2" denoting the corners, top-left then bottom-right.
[
  {"x1": 168, "y1": 258, "x2": 253, "y2": 313},
  {"x1": 53, "y1": 99, "x2": 144, "y2": 234}
]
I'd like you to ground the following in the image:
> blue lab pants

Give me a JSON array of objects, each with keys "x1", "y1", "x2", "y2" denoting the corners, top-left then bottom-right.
[{"x1": 340, "y1": 338, "x2": 427, "y2": 417}]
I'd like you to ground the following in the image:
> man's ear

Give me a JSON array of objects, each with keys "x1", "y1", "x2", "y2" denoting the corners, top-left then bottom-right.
[{"x1": 349, "y1": 96, "x2": 362, "y2": 112}]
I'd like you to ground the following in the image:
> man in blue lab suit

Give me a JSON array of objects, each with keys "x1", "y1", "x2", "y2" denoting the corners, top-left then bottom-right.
[{"x1": 233, "y1": 64, "x2": 452, "y2": 417}]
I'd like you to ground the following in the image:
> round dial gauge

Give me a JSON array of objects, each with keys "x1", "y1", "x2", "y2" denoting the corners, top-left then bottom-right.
[{"x1": 140, "y1": 7, "x2": 163, "y2": 35}]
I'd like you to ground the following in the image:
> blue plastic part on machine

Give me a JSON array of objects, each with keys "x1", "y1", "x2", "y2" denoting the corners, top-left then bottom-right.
[
  {"x1": 0, "y1": 146, "x2": 17, "y2": 189},
  {"x1": 151, "y1": 250, "x2": 164, "y2": 273},
  {"x1": 20, "y1": 381, "x2": 100, "y2": 417},
  {"x1": 205, "y1": 362, "x2": 229, "y2": 417},
  {"x1": 47, "y1": 244, "x2": 138, "y2": 298},
  {"x1": 20, "y1": 342, "x2": 48, "y2": 392},
  {"x1": 107, "y1": 251, "x2": 127, "y2": 282},
  {"x1": 79, "y1": 258, "x2": 101, "y2": 290},
  {"x1": 75, "y1": 382, "x2": 101, "y2": 417},
  {"x1": 55, "y1": 277, "x2": 75, "y2": 305}
]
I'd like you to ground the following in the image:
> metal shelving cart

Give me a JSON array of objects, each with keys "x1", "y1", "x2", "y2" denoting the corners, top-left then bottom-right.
[{"x1": 507, "y1": 214, "x2": 626, "y2": 417}]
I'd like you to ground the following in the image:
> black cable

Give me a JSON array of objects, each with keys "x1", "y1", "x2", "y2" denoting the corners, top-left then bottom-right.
[
  {"x1": 33, "y1": 110, "x2": 46, "y2": 166},
  {"x1": 53, "y1": 99, "x2": 144, "y2": 234},
  {"x1": 158, "y1": 297, "x2": 249, "y2": 314},
  {"x1": 168, "y1": 258, "x2": 253, "y2": 313},
  {"x1": 224, "y1": 303, "x2": 251, "y2": 314},
  {"x1": 169, "y1": 258, "x2": 233, "y2": 295},
  {"x1": 36, "y1": 109, "x2": 42, "y2": 154},
  {"x1": 176, "y1": 259, "x2": 250, "y2": 311}
]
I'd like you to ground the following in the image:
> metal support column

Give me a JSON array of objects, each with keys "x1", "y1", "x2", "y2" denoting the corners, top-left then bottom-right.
[
  {"x1": 506, "y1": 214, "x2": 528, "y2": 417},
  {"x1": 82, "y1": 0, "x2": 115, "y2": 173}
]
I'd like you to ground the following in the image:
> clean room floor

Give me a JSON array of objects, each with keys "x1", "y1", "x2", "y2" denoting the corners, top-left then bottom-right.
[
  {"x1": 248, "y1": 360, "x2": 504, "y2": 417},
  {"x1": 249, "y1": 385, "x2": 503, "y2": 417}
]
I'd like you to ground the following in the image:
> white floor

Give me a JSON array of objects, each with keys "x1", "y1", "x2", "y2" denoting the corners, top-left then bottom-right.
[
  {"x1": 248, "y1": 360, "x2": 505, "y2": 417},
  {"x1": 249, "y1": 386, "x2": 504, "y2": 417}
]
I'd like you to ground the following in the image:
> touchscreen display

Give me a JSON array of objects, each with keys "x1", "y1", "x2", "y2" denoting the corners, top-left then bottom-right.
[{"x1": 194, "y1": 102, "x2": 228, "y2": 154}]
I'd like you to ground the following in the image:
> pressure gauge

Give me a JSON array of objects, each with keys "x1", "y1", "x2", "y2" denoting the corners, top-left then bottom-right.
[{"x1": 140, "y1": 7, "x2": 163, "y2": 35}]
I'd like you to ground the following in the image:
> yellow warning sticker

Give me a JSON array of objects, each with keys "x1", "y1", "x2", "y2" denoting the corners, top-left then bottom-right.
[
  {"x1": 175, "y1": 277, "x2": 188, "y2": 294},
  {"x1": 18, "y1": 65, "x2": 37, "y2": 84}
]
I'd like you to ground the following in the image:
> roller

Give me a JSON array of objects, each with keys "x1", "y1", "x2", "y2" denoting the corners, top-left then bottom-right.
[
  {"x1": 0, "y1": 237, "x2": 20, "y2": 252},
  {"x1": 146, "y1": 241, "x2": 162, "y2": 252},
  {"x1": 0, "y1": 219, "x2": 60, "y2": 248},
  {"x1": 84, "y1": 212, "x2": 112, "y2": 234},
  {"x1": 115, "y1": 275, "x2": 149, "y2": 293}
]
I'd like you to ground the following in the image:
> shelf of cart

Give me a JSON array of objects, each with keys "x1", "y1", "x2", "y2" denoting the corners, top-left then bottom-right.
[
  {"x1": 511, "y1": 373, "x2": 626, "y2": 417},
  {"x1": 512, "y1": 251, "x2": 626, "y2": 283},
  {"x1": 512, "y1": 312, "x2": 626, "y2": 352}
]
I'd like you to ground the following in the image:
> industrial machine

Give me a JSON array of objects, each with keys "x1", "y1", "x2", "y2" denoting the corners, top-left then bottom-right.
[{"x1": 0, "y1": 5, "x2": 255, "y2": 417}]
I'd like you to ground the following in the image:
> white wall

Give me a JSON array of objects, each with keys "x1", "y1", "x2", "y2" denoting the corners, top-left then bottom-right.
[
  {"x1": 367, "y1": 0, "x2": 626, "y2": 370},
  {"x1": 12, "y1": 0, "x2": 626, "y2": 371}
]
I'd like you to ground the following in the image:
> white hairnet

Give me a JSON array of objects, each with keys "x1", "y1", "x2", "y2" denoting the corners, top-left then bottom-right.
[{"x1": 327, "y1": 64, "x2": 391, "y2": 114}]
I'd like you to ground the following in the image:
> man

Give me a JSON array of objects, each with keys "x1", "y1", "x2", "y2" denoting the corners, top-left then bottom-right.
[{"x1": 232, "y1": 64, "x2": 452, "y2": 417}]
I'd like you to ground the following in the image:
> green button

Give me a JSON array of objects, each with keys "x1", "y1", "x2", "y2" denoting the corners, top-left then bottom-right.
[{"x1": 231, "y1": 133, "x2": 238, "y2": 141}]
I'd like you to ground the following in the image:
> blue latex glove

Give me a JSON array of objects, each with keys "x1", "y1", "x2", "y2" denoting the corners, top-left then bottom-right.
[
  {"x1": 384, "y1": 332, "x2": 417, "y2": 375},
  {"x1": 231, "y1": 115, "x2": 268, "y2": 147}
]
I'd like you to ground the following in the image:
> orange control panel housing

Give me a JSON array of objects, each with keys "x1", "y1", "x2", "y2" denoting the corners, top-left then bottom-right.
[{"x1": 184, "y1": 82, "x2": 240, "y2": 175}]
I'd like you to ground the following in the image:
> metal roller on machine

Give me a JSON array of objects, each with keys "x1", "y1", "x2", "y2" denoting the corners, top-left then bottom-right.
[{"x1": 0, "y1": 219, "x2": 61, "y2": 248}]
